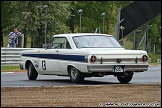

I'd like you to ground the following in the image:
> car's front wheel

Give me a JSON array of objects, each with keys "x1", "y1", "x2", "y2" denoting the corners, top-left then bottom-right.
[
  {"x1": 27, "y1": 62, "x2": 38, "y2": 80},
  {"x1": 68, "y1": 66, "x2": 85, "y2": 83},
  {"x1": 117, "y1": 72, "x2": 133, "y2": 83}
]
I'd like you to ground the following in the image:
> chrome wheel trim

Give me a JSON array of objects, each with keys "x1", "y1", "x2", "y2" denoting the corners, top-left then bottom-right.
[
  {"x1": 28, "y1": 65, "x2": 32, "y2": 75},
  {"x1": 71, "y1": 67, "x2": 78, "y2": 80}
]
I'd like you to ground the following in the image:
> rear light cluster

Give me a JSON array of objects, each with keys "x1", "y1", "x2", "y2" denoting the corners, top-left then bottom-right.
[
  {"x1": 142, "y1": 55, "x2": 148, "y2": 62},
  {"x1": 90, "y1": 55, "x2": 97, "y2": 63}
]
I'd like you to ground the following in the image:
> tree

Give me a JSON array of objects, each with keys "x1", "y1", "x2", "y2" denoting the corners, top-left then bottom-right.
[
  {"x1": 2, "y1": 1, "x2": 133, "y2": 47},
  {"x1": 67, "y1": 1, "x2": 131, "y2": 35},
  {"x1": 148, "y1": 15, "x2": 161, "y2": 53},
  {"x1": 7, "y1": 1, "x2": 71, "y2": 48},
  {"x1": 1, "y1": 1, "x2": 16, "y2": 35}
]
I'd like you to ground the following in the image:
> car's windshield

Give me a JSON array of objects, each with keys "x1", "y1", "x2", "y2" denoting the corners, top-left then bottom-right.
[{"x1": 73, "y1": 35, "x2": 121, "y2": 48}]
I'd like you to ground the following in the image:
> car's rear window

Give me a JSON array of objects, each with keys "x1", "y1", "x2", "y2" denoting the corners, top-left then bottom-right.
[{"x1": 73, "y1": 35, "x2": 122, "y2": 48}]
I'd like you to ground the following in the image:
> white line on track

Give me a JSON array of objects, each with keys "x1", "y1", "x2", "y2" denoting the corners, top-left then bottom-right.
[{"x1": 1, "y1": 72, "x2": 15, "y2": 74}]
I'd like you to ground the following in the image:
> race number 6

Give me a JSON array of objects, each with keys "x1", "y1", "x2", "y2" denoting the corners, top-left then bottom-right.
[{"x1": 42, "y1": 60, "x2": 46, "y2": 70}]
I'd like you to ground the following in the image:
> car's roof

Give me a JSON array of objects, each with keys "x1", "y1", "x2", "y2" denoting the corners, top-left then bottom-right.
[{"x1": 53, "y1": 33, "x2": 112, "y2": 37}]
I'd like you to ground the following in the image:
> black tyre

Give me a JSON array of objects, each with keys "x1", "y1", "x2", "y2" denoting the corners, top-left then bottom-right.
[
  {"x1": 117, "y1": 72, "x2": 133, "y2": 84},
  {"x1": 27, "y1": 62, "x2": 38, "y2": 80},
  {"x1": 68, "y1": 66, "x2": 85, "y2": 83}
]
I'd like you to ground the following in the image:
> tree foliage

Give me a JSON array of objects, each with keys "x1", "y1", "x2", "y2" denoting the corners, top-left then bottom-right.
[
  {"x1": 2, "y1": 1, "x2": 71, "y2": 47},
  {"x1": 149, "y1": 15, "x2": 161, "y2": 53},
  {"x1": 68, "y1": 1, "x2": 131, "y2": 34},
  {"x1": 1, "y1": 1, "x2": 15, "y2": 33},
  {"x1": 1, "y1": 1, "x2": 160, "y2": 52}
]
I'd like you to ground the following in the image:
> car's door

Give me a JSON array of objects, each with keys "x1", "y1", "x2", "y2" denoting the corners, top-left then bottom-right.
[
  {"x1": 56, "y1": 37, "x2": 72, "y2": 75},
  {"x1": 38, "y1": 37, "x2": 67, "y2": 75}
]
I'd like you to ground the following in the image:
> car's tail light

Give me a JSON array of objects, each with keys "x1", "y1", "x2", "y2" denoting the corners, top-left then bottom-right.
[
  {"x1": 142, "y1": 55, "x2": 148, "y2": 62},
  {"x1": 90, "y1": 55, "x2": 97, "y2": 63}
]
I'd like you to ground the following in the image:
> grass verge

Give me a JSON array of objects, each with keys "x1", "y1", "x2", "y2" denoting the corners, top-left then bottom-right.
[{"x1": 1, "y1": 66, "x2": 26, "y2": 72}]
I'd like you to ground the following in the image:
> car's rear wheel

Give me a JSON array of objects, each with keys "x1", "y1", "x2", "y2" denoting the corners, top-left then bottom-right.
[
  {"x1": 117, "y1": 72, "x2": 133, "y2": 83},
  {"x1": 27, "y1": 62, "x2": 38, "y2": 80},
  {"x1": 68, "y1": 66, "x2": 85, "y2": 83}
]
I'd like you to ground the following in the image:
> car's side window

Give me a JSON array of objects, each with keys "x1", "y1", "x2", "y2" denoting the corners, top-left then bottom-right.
[{"x1": 48, "y1": 37, "x2": 71, "y2": 49}]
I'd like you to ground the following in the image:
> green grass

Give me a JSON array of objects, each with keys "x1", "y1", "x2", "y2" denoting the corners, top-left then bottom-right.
[
  {"x1": 124, "y1": 38, "x2": 133, "y2": 49},
  {"x1": 1, "y1": 66, "x2": 21, "y2": 72},
  {"x1": 148, "y1": 53, "x2": 161, "y2": 63},
  {"x1": 3, "y1": 36, "x2": 9, "y2": 47}
]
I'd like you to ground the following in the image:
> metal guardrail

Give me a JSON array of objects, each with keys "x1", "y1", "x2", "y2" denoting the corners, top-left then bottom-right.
[{"x1": 1, "y1": 47, "x2": 41, "y2": 66}]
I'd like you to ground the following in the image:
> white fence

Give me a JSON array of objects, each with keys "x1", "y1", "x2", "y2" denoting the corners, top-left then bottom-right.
[{"x1": 1, "y1": 47, "x2": 41, "y2": 66}]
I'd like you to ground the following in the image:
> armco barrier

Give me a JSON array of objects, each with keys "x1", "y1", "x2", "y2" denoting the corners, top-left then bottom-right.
[{"x1": 1, "y1": 47, "x2": 41, "y2": 66}]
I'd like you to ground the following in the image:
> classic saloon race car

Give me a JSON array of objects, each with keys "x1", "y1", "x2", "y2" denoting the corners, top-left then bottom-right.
[{"x1": 20, "y1": 33, "x2": 149, "y2": 83}]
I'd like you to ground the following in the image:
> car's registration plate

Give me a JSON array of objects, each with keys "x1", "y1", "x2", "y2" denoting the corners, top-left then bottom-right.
[{"x1": 114, "y1": 66, "x2": 124, "y2": 72}]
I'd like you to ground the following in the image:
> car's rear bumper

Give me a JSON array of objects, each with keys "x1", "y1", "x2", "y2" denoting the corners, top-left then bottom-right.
[{"x1": 87, "y1": 64, "x2": 149, "y2": 72}]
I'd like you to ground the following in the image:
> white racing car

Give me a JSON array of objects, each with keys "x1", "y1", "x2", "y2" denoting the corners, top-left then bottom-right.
[{"x1": 20, "y1": 33, "x2": 149, "y2": 83}]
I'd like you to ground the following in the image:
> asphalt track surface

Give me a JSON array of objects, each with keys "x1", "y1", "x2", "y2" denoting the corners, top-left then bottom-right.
[{"x1": 1, "y1": 65, "x2": 161, "y2": 87}]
